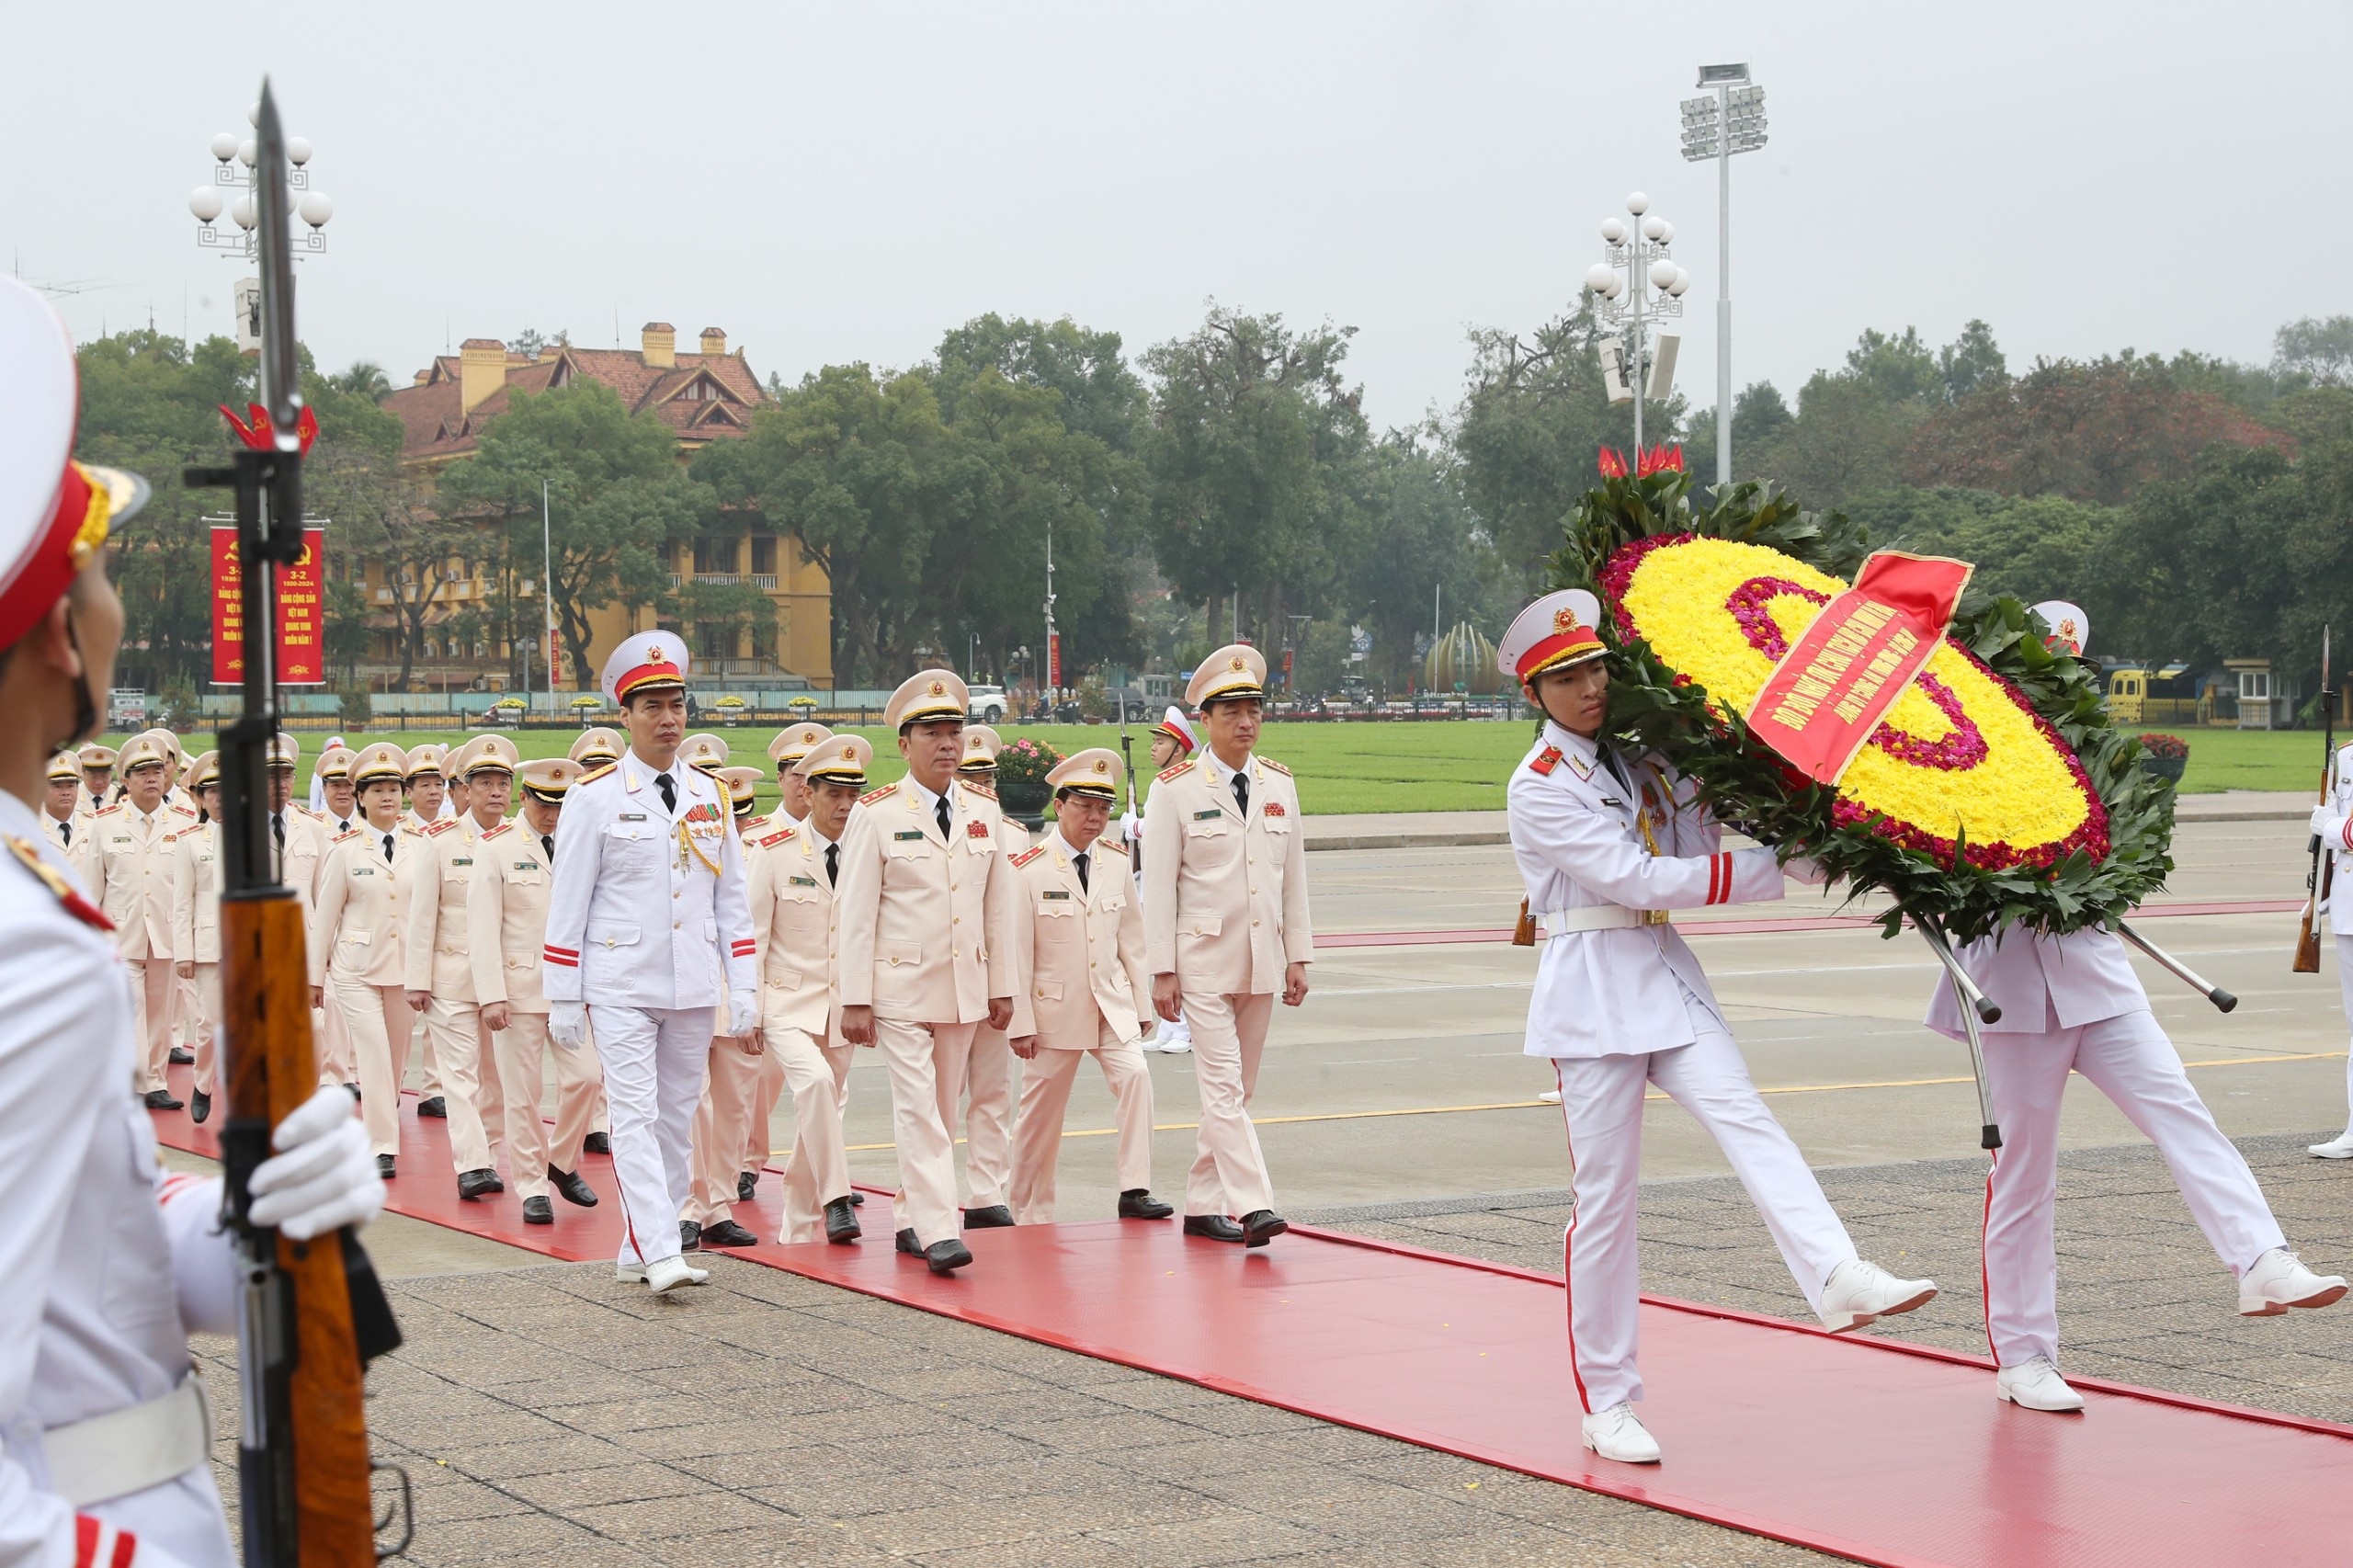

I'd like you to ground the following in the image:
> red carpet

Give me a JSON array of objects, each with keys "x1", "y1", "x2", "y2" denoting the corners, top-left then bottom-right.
[{"x1": 151, "y1": 1071, "x2": 2353, "y2": 1567}]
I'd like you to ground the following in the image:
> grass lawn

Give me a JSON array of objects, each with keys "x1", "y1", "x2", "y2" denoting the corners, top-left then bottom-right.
[{"x1": 97, "y1": 718, "x2": 2324, "y2": 820}]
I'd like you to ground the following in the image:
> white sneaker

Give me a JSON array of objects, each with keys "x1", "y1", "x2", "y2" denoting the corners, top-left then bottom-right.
[
  {"x1": 645, "y1": 1255, "x2": 710, "y2": 1295},
  {"x1": 2238, "y1": 1248, "x2": 2348, "y2": 1316},
  {"x1": 1580, "y1": 1401, "x2": 1661, "y2": 1464},
  {"x1": 615, "y1": 1261, "x2": 648, "y2": 1283},
  {"x1": 1148, "y1": 1035, "x2": 1191, "y2": 1055},
  {"x1": 1995, "y1": 1356, "x2": 2086, "y2": 1413},
  {"x1": 2308, "y1": 1131, "x2": 2353, "y2": 1159},
  {"x1": 1538, "y1": 1088, "x2": 1563, "y2": 1105},
  {"x1": 1817, "y1": 1258, "x2": 1938, "y2": 1334}
]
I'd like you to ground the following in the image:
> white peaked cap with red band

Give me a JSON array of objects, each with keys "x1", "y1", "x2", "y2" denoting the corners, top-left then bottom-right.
[
  {"x1": 1154, "y1": 706, "x2": 1197, "y2": 754},
  {"x1": 602, "y1": 630, "x2": 690, "y2": 707},
  {"x1": 2030, "y1": 601, "x2": 2089, "y2": 658},
  {"x1": 1497, "y1": 589, "x2": 1606, "y2": 684}
]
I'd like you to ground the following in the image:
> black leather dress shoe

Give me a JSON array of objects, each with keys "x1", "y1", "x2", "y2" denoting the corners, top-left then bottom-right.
[
  {"x1": 415, "y1": 1096, "x2": 448, "y2": 1119},
  {"x1": 142, "y1": 1089, "x2": 184, "y2": 1111},
  {"x1": 550, "y1": 1166, "x2": 598, "y2": 1207},
  {"x1": 678, "y1": 1220, "x2": 701, "y2": 1252},
  {"x1": 457, "y1": 1168, "x2": 503, "y2": 1200},
  {"x1": 701, "y1": 1219, "x2": 758, "y2": 1248},
  {"x1": 168, "y1": 1046, "x2": 195, "y2": 1065},
  {"x1": 1241, "y1": 1210, "x2": 1289, "y2": 1248},
  {"x1": 925, "y1": 1238, "x2": 973, "y2": 1276},
  {"x1": 850, "y1": 1191, "x2": 864, "y2": 1206},
  {"x1": 521, "y1": 1196, "x2": 553, "y2": 1225},
  {"x1": 1182, "y1": 1214, "x2": 1245, "y2": 1243},
  {"x1": 583, "y1": 1131, "x2": 610, "y2": 1154},
  {"x1": 376, "y1": 1154, "x2": 396, "y2": 1179},
  {"x1": 737, "y1": 1170, "x2": 758, "y2": 1203},
  {"x1": 961, "y1": 1204, "x2": 1015, "y2": 1229},
  {"x1": 189, "y1": 1090, "x2": 211, "y2": 1125},
  {"x1": 824, "y1": 1197, "x2": 862, "y2": 1244},
  {"x1": 344, "y1": 1082, "x2": 362, "y2": 1101},
  {"x1": 1119, "y1": 1188, "x2": 1175, "y2": 1220},
  {"x1": 895, "y1": 1227, "x2": 920, "y2": 1255}
]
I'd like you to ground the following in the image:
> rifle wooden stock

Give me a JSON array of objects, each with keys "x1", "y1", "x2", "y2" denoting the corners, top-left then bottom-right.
[
  {"x1": 222, "y1": 890, "x2": 377, "y2": 1565},
  {"x1": 2296, "y1": 900, "x2": 2325, "y2": 973},
  {"x1": 1513, "y1": 898, "x2": 1537, "y2": 947}
]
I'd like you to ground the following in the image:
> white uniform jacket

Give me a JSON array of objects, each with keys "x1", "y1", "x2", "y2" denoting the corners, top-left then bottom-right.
[
  {"x1": 540, "y1": 756, "x2": 755, "y2": 1010},
  {"x1": 467, "y1": 821, "x2": 553, "y2": 1014},
  {"x1": 1925, "y1": 925, "x2": 2145, "y2": 1039},
  {"x1": 0, "y1": 790, "x2": 240, "y2": 1568},
  {"x1": 2311, "y1": 740, "x2": 2353, "y2": 937},
  {"x1": 835, "y1": 777, "x2": 1017, "y2": 1024},
  {"x1": 1008, "y1": 832, "x2": 1150, "y2": 1047},
  {"x1": 1506, "y1": 722, "x2": 1787, "y2": 1060},
  {"x1": 746, "y1": 813, "x2": 851, "y2": 1042},
  {"x1": 167, "y1": 824, "x2": 221, "y2": 968}
]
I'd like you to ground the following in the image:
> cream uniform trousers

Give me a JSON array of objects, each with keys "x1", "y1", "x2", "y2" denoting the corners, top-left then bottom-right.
[
  {"x1": 492, "y1": 1012, "x2": 601, "y2": 1200},
  {"x1": 169, "y1": 823, "x2": 222, "y2": 1096},
  {"x1": 468, "y1": 818, "x2": 598, "y2": 1200},
  {"x1": 1011, "y1": 1024, "x2": 1153, "y2": 1223},
  {"x1": 687, "y1": 1028, "x2": 764, "y2": 1228}
]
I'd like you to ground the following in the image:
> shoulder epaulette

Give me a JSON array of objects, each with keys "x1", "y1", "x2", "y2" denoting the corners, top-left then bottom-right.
[
  {"x1": 479, "y1": 822, "x2": 513, "y2": 841},
  {"x1": 758, "y1": 828, "x2": 794, "y2": 848},
  {"x1": 859, "y1": 782, "x2": 898, "y2": 806},
  {"x1": 297, "y1": 803, "x2": 322, "y2": 819},
  {"x1": 5, "y1": 836, "x2": 112, "y2": 932},
  {"x1": 93, "y1": 803, "x2": 119, "y2": 818},
  {"x1": 1258, "y1": 757, "x2": 1291, "y2": 777},
  {"x1": 1010, "y1": 845, "x2": 1047, "y2": 868},
  {"x1": 1527, "y1": 744, "x2": 1563, "y2": 777},
  {"x1": 960, "y1": 778, "x2": 998, "y2": 801},
  {"x1": 170, "y1": 804, "x2": 197, "y2": 818},
  {"x1": 425, "y1": 818, "x2": 459, "y2": 837},
  {"x1": 1097, "y1": 837, "x2": 1128, "y2": 857},
  {"x1": 1157, "y1": 760, "x2": 1195, "y2": 783},
  {"x1": 576, "y1": 762, "x2": 617, "y2": 786},
  {"x1": 332, "y1": 827, "x2": 363, "y2": 844},
  {"x1": 743, "y1": 812, "x2": 770, "y2": 832}
]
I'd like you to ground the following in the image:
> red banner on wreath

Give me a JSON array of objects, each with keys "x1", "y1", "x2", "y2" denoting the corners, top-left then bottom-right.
[
  {"x1": 1743, "y1": 551, "x2": 1972, "y2": 786},
  {"x1": 211, "y1": 525, "x2": 327, "y2": 686}
]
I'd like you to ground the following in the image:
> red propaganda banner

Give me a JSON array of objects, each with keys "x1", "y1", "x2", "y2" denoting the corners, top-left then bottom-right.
[
  {"x1": 1743, "y1": 551, "x2": 1972, "y2": 786},
  {"x1": 1048, "y1": 631, "x2": 1063, "y2": 688},
  {"x1": 211, "y1": 525, "x2": 327, "y2": 686}
]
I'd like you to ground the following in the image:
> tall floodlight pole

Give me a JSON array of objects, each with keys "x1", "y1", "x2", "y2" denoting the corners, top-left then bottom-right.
[
  {"x1": 1680, "y1": 63, "x2": 1768, "y2": 486},
  {"x1": 542, "y1": 478, "x2": 556, "y2": 695},
  {"x1": 1586, "y1": 194, "x2": 1688, "y2": 452}
]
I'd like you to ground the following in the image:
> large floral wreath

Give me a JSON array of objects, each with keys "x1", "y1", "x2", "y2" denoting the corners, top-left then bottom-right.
[{"x1": 1552, "y1": 470, "x2": 2175, "y2": 944}]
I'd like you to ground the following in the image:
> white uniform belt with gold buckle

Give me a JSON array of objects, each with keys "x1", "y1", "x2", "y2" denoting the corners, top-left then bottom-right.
[
  {"x1": 42, "y1": 1376, "x2": 212, "y2": 1507},
  {"x1": 1538, "y1": 906, "x2": 1672, "y2": 937}
]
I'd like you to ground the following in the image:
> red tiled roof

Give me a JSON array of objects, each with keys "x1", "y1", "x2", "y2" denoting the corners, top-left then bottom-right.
[{"x1": 382, "y1": 342, "x2": 767, "y2": 461}]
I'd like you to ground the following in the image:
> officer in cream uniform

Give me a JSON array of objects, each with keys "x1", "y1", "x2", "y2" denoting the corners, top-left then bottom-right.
[
  {"x1": 94, "y1": 733, "x2": 188, "y2": 1108},
  {"x1": 1142, "y1": 644, "x2": 1311, "y2": 1248},
  {"x1": 40, "y1": 750, "x2": 86, "y2": 878},
  {"x1": 1939, "y1": 602, "x2": 2344, "y2": 1415},
  {"x1": 1500, "y1": 588, "x2": 1937, "y2": 1465},
  {"x1": 1007, "y1": 748, "x2": 1171, "y2": 1224},
  {"x1": 733, "y1": 722, "x2": 834, "y2": 1205},
  {"x1": 542, "y1": 632, "x2": 757, "y2": 1295},
  {"x1": 166, "y1": 753, "x2": 222, "y2": 1121},
  {"x1": 0, "y1": 274, "x2": 383, "y2": 1568},
  {"x1": 951, "y1": 722, "x2": 1025, "y2": 1228}
]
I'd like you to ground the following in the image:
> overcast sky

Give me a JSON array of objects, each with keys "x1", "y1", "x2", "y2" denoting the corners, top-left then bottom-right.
[{"x1": 8, "y1": 2, "x2": 2349, "y2": 434}]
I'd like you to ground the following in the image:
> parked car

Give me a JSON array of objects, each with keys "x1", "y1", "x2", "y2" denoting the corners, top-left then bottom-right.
[{"x1": 968, "y1": 684, "x2": 1010, "y2": 722}]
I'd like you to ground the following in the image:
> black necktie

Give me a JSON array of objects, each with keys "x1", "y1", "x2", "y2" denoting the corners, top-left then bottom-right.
[
  {"x1": 381, "y1": 832, "x2": 395, "y2": 865},
  {"x1": 824, "y1": 841, "x2": 839, "y2": 886},
  {"x1": 935, "y1": 795, "x2": 951, "y2": 842},
  {"x1": 58, "y1": 820, "x2": 70, "y2": 846},
  {"x1": 272, "y1": 814, "x2": 285, "y2": 852},
  {"x1": 1231, "y1": 770, "x2": 1249, "y2": 816},
  {"x1": 655, "y1": 772, "x2": 676, "y2": 813},
  {"x1": 541, "y1": 834, "x2": 555, "y2": 867},
  {"x1": 1073, "y1": 850, "x2": 1089, "y2": 894}
]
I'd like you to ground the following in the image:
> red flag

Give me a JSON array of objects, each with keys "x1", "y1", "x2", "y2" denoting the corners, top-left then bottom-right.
[
  {"x1": 1597, "y1": 447, "x2": 1628, "y2": 478},
  {"x1": 219, "y1": 403, "x2": 319, "y2": 454}
]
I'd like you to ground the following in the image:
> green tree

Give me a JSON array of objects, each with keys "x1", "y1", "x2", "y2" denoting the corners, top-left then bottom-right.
[
  {"x1": 1338, "y1": 434, "x2": 1505, "y2": 689},
  {"x1": 434, "y1": 381, "x2": 711, "y2": 689},
  {"x1": 2275, "y1": 316, "x2": 2353, "y2": 388}
]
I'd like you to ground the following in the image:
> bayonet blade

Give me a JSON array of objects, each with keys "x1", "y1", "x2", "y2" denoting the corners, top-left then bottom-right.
[{"x1": 253, "y1": 80, "x2": 302, "y2": 449}]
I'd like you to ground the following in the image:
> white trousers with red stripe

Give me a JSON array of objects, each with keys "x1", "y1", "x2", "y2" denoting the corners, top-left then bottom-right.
[
  {"x1": 591, "y1": 1004, "x2": 713, "y2": 1267},
  {"x1": 1979, "y1": 1009, "x2": 2282, "y2": 1370},
  {"x1": 1551, "y1": 981, "x2": 1854, "y2": 1412},
  {"x1": 78, "y1": 1463, "x2": 233, "y2": 1567}
]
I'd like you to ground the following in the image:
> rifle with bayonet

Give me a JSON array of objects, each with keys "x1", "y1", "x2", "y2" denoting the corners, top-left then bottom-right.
[
  {"x1": 184, "y1": 78, "x2": 407, "y2": 1568},
  {"x1": 2297, "y1": 626, "x2": 2335, "y2": 974}
]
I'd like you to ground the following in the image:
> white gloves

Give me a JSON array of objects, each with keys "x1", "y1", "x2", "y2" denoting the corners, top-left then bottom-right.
[
  {"x1": 1782, "y1": 855, "x2": 1831, "y2": 887},
  {"x1": 727, "y1": 993, "x2": 758, "y2": 1039},
  {"x1": 550, "y1": 1000, "x2": 586, "y2": 1051},
  {"x1": 245, "y1": 1086, "x2": 385, "y2": 1240},
  {"x1": 2312, "y1": 806, "x2": 2344, "y2": 842}
]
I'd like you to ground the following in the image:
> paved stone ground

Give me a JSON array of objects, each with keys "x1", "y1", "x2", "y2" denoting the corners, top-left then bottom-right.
[{"x1": 191, "y1": 1132, "x2": 2353, "y2": 1566}]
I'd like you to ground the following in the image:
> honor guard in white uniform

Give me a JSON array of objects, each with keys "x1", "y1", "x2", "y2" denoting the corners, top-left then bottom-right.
[
  {"x1": 542, "y1": 633, "x2": 757, "y2": 1294},
  {"x1": 681, "y1": 765, "x2": 770, "y2": 1249},
  {"x1": 1932, "y1": 604, "x2": 2344, "y2": 1415},
  {"x1": 1499, "y1": 590, "x2": 1937, "y2": 1465},
  {"x1": 1131, "y1": 709, "x2": 1194, "y2": 1053},
  {"x1": 0, "y1": 277, "x2": 382, "y2": 1568},
  {"x1": 94, "y1": 733, "x2": 190, "y2": 1108},
  {"x1": 744, "y1": 734, "x2": 869, "y2": 1245},
  {"x1": 1007, "y1": 749, "x2": 1171, "y2": 1223},
  {"x1": 310, "y1": 743, "x2": 429, "y2": 1175},
  {"x1": 836, "y1": 671, "x2": 1019, "y2": 1276},
  {"x1": 404, "y1": 734, "x2": 518, "y2": 1201},
  {"x1": 1142, "y1": 646, "x2": 1312, "y2": 1247},
  {"x1": 734, "y1": 722, "x2": 835, "y2": 1205},
  {"x1": 2307, "y1": 722, "x2": 2353, "y2": 1159},
  {"x1": 471, "y1": 757, "x2": 603, "y2": 1225},
  {"x1": 166, "y1": 753, "x2": 222, "y2": 1121},
  {"x1": 951, "y1": 723, "x2": 1025, "y2": 1227},
  {"x1": 40, "y1": 751, "x2": 85, "y2": 877}
]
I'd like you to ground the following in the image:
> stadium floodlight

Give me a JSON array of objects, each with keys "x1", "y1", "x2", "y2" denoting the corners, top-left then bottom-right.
[
  {"x1": 1681, "y1": 64, "x2": 1769, "y2": 488},
  {"x1": 1586, "y1": 192, "x2": 1683, "y2": 449}
]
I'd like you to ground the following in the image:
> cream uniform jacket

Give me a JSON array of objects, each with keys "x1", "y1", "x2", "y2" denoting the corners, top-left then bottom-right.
[
  {"x1": 91, "y1": 801, "x2": 191, "y2": 961},
  {"x1": 747, "y1": 813, "x2": 852, "y2": 1041},
  {"x1": 406, "y1": 817, "x2": 490, "y2": 1002},
  {"x1": 1008, "y1": 831, "x2": 1150, "y2": 1047},
  {"x1": 168, "y1": 823, "x2": 222, "y2": 966},
  {"x1": 275, "y1": 805, "x2": 328, "y2": 918},
  {"x1": 835, "y1": 777, "x2": 1017, "y2": 1024},
  {"x1": 468, "y1": 820, "x2": 556, "y2": 1013},
  {"x1": 40, "y1": 810, "x2": 89, "y2": 889},
  {"x1": 540, "y1": 756, "x2": 756, "y2": 1009},
  {"x1": 1141, "y1": 750, "x2": 1313, "y2": 993},
  {"x1": 307, "y1": 824, "x2": 427, "y2": 988},
  {"x1": 1506, "y1": 722, "x2": 1789, "y2": 1061}
]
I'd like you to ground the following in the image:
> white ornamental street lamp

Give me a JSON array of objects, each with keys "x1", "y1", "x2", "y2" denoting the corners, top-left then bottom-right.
[
  {"x1": 1586, "y1": 192, "x2": 1687, "y2": 454},
  {"x1": 1680, "y1": 62, "x2": 1768, "y2": 486},
  {"x1": 188, "y1": 100, "x2": 333, "y2": 348}
]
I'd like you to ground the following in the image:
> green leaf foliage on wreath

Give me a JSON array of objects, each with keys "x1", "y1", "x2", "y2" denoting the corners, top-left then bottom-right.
[{"x1": 1546, "y1": 469, "x2": 2175, "y2": 945}]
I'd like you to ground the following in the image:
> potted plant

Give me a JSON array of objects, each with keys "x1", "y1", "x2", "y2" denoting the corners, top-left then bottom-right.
[
  {"x1": 2137, "y1": 732, "x2": 2188, "y2": 783},
  {"x1": 995, "y1": 735, "x2": 1063, "y2": 819}
]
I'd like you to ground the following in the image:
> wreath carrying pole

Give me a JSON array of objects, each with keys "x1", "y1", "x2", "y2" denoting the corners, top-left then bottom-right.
[
  {"x1": 2117, "y1": 921, "x2": 2239, "y2": 1013},
  {"x1": 1911, "y1": 914, "x2": 2003, "y2": 1152}
]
